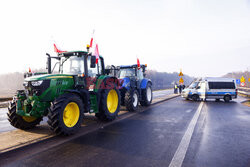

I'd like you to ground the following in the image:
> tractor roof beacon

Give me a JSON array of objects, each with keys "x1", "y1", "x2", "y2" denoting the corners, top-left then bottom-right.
[
  {"x1": 7, "y1": 50, "x2": 121, "y2": 135},
  {"x1": 110, "y1": 64, "x2": 153, "y2": 112}
]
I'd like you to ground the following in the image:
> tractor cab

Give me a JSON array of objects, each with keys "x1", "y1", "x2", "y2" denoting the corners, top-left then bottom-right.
[
  {"x1": 118, "y1": 64, "x2": 147, "y2": 79},
  {"x1": 46, "y1": 51, "x2": 106, "y2": 90},
  {"x1": 48, "y1": 51, "x2": 105, "y2": 77}
]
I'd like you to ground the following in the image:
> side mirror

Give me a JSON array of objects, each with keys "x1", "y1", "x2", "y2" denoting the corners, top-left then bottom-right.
[
  {"x1": 46, "y1": 53, "x2": 51, "y2": 74},
  {"x1": 196, "y1": 86, "x2": 200, "y2": 89},
  {"x1": 90, "y1": 56, "x2": 96, "y2": 68}
]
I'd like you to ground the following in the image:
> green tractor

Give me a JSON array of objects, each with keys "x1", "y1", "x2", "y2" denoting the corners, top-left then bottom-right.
[{"x1": 7, "y1": 50, "x2": 121, "y2": 135}]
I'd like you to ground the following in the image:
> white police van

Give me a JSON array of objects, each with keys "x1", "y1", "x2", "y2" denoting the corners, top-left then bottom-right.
[{"x1": 181, "y1": 77, "x2": 237, "y2": 102}]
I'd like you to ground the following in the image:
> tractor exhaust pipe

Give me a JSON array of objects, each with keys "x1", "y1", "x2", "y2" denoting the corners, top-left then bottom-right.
[{"x1": 46, "y1": 53, "x2": 52, "y2": 74}]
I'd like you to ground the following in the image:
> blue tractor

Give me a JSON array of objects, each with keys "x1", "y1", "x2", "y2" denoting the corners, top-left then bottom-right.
[{"x1": 116, "y1": 64, "x2": 153, "y2": 111}]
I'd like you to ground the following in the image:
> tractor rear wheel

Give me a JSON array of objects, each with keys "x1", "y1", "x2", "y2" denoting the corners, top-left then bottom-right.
[
  {"x1": 96, "y1": 85, "x2": 120, "y2": 121},
  {"x1": 125, "y1": 89, "x2": 139, "y2": 112},
  {"x1": 7, "y1": 99, "x2": 42, "y2": 130},
  {"x1": 47, "y1": 93, "x2": 84, "y2": 135},
  {"x1": 140, "y1": 83, "x2": 152, "y2": 106}
]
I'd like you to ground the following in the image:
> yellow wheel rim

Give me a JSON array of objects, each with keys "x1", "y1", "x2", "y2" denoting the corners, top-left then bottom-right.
[
  {"x1": 107, "y1": 89, "x2": 118, "y2": 114},
  {"x1": 63, "y1": 102, "x2": 80, "y2": 127},
  {"x1": 22, "y1": 116, "x2": 37, "y2": 122}
]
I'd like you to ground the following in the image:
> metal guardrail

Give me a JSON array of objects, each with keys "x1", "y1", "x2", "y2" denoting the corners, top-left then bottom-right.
[
  {"x1": 238, "y1": 90, "x2": 250, "y2": 96},
  {"x1": 238, "y1": 87, "x2": 250, "y2": 91},
  {"x1": 238, "y1": 87, "x2": 250, "y2": 97}
]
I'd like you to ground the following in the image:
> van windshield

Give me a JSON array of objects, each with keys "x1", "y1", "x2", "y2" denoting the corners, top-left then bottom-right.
[{"x1": 188, "y1": 82, "x2": 199, "y2": 89}]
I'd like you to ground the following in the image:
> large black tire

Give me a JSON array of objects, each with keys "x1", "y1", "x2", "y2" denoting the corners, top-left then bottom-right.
[
  {"x1": 47, "y1": 93, "x2": 84, "y2": 135},
  {"x1": 120, "y1": 91, "x2": 125, "y2": 106},
  {"x1": 125, "y1": 89, "x2": 139, "y2": 112},
  {"x1": 192, "y1": 94, "x2": 199, "y2": 101},
  {"x1": 140, "y1": 83, "x2": 152, "y2": 106},
  {"x1": 95, "y1": 85, "x2": 120, "y2": 121},
  {"x1": 224, "y1": 95, "x2": 231, "y2": 103},
  {"x1": 7, "y1": 99, "x2": 42, "y2": 130}
]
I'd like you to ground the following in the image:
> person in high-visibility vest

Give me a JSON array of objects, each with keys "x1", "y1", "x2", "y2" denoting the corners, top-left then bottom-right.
[{"x1": 174, "y1": 84, "x2": 178, "y2": 94}]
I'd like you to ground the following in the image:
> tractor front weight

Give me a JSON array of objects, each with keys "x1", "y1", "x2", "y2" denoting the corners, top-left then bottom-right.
[{"x1": 16, "y1": 92, "x2": 49, "y2": 118}]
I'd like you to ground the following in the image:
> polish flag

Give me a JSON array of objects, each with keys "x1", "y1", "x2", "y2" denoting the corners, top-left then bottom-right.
[
  {"x1": 54, "y1": 44, "x2": 67, "y2": 53},
  {"x1": 89, "y1": 38, "x2": 93, "y2": 48},
  {"x1": 89, "y1": 30, "x2": 95, "y2": 48},
  {"x1": 137, "y1": 58, "x2": 140, "y2": 69},
  {"x1": 95, "y1": 44, "x2": 99, "y2": 64}
]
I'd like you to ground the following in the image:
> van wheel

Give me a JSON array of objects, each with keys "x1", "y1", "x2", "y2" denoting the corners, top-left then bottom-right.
[
  {"x1": 224, "y1": 95, "x2": 231, "y2": 103},
  {"x1": 192, "y1": 94, "x2": 199, "y2": 101}
]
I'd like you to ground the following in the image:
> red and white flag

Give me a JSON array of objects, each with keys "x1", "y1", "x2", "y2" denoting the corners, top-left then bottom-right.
[
  {"x1": 89, "y1": 30, "x2": 95, "y2": 48},
  {"x1": 94, "y1": 44, "x2": 99, "y2": 64},
  {"x1": 137, "y1": 58, "x2": 140, "y2": 69},
  {"x1": 54, "y1": 43, "x2": 67, "y2": 53},
  {"x1": 89, "y1": 37, "x2": 93, "y2": 48}
]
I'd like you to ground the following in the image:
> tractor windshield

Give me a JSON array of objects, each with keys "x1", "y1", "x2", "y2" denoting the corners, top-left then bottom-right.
[
  {"x1": 61, "y1": 56, "x2": 85, "y2": 75},
  {"x1": 118, "y1": 68, "x2": 136, "y2": 78}
]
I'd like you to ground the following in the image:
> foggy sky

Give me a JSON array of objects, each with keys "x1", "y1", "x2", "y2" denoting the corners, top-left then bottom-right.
[{"x1": 0, "y1": 0, "x2": 250, "y2": 77}]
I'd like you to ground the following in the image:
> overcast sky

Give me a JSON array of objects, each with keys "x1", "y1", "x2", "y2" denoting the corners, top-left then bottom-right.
[{"x1": 0, "y1": 0, "x2": 250, "y2": 77}]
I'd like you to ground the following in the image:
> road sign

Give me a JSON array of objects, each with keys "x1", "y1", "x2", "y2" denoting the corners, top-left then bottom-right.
[
  {"x1": 179, "y1": 77, "x2": 184, "y2": 84},
  {"x1": 240, "y1": 76, "x2": 245, "y2": 83},
  {"x1": 236, "y1": 79, "x2": 240, "y2": 84},
  {"x1": 179, "y1": 71, "x2": 183, "y2": 76},
  {"x1": 240, "y1": 82, "x2": 246, "y2": 87},
  {"x1": 249, "y1": 78, "x2": 250, "y2": 82}
]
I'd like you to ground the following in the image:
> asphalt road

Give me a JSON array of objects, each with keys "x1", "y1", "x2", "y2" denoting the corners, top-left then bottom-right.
[
  {"x1": 0, "y1": 89, "x2": 174, "y2": 133},
  {"x1": 4, "y1": 96, "x2": 249, "y2": 167},
  {"x1": 153, "y1": 89, "x2": 174, "y2": 98}
]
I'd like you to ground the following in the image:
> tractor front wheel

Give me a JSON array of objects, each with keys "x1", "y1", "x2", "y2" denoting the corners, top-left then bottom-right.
[
  {"x1": 47, "y1": 93, "x2": 84, "y2": 135},
  {"x1": 7, "y1": 99, "x2": 42, "y2": 130},
  {"x1": 140, "y1": 83, "x2": 152, "y2": 106},
  {"x1": 125, "y1": 89, "x2": 139, "y2": 112},
  {"x1": 96, "y1": 85, "x2": 120, "y2": 121}
]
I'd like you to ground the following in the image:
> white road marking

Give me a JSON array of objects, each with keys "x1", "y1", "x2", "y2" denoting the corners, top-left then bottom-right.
[
  {"x1": 185, "y1": 109, "x2": 192, "y2": 113},
  {"x1": 169, "y1": 102, "x2": 204, "y2": 167}
]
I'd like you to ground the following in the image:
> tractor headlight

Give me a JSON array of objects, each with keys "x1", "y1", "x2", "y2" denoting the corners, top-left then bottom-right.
[
  {"x1": 31, "y1": 80, "x2": 43, "y2": 87},
  {"x1": 23, "y1": 81, "x2": 28, "y2": 87}
]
